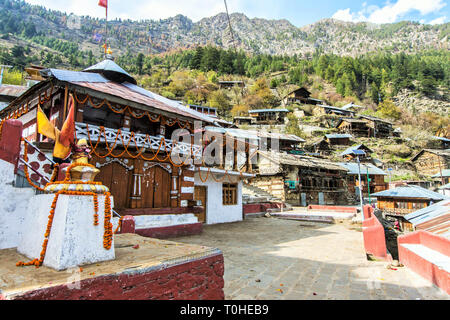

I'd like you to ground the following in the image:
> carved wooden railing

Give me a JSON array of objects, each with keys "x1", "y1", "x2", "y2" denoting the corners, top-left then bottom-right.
[{"x1": 75, "y1": 122, "x2": 203, "y2": 160}]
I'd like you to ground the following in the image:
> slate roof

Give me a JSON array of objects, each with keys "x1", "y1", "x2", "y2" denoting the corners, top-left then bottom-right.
[
  {"x1": 340, "y1": 144, "x2": 374, "y2": 156},
  {"x1": 326, "y1": 133, "x2": 353, "y2": 139},
  {"x1": 248, "y1": 108, "x2": 290, "y2": 113},
  {"x1": 371, "y1": 185, "x2": 449, "y2": 201}
]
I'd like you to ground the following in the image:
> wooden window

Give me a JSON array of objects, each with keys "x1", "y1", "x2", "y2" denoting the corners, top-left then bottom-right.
[{"x1": 223, "y1": 183, "x2": 238, "y2": 206}]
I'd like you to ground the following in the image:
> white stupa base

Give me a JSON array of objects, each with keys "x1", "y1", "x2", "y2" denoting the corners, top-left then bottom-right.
[{"x1": 17, "y1": 193, "x2": 115, "y2": 271}]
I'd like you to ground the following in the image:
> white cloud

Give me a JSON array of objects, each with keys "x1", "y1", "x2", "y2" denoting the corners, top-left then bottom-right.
[
  {"x1": 332, "y1": 0, "x2": 447, "y2": 24},
  {"x1": 429, "y1": 16, "x2": 447, "y2": 24}
]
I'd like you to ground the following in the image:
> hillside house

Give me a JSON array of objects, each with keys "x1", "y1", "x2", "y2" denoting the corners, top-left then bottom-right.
[
  {"x1": 325, "y1": 133, "x2": 353, "y2": 146},
  {"x1": 432, "y1": 136, "x2": 450, "y2": 149},
  {"x1": 336, "y1": 118, "x2": 371, "y2": 137},
  {"x1": 359, "y1": 115, "x2": 394, "y2": 138},
  {"x1": 309, "y1": 138, "x2": 331, "y2": 156},
  {"x1": 404, "y1": 199, "x2": 450, "y2": 237},
  {"x1": 372, "y1": 185, "x2": 448, "y2": 231},
  {"x1": 248, "y1": 108, "x2": 289, "y2": 125},
  {"x1": 188, "y1": 104, "x2": 217, "y2": 117},
  {"x1": 340, "y1": 144, "x2": 374, "y2": 162},
  {"x1": 218, "y1": 80, "x2": 245, "y2": 89},
  {"x1": 313, "y1": 105, "x2": 356, "y2": 117},
  {"x1": 432, "y1": 169, "x2": 450, "y2": 186},
  {"x1": 283, "y1": 87, "x2": 323, "y2": 106},
  {"x1": 338, "y1": 162, "x2": 387, "y2": 198},
  {"x1": 250, "y1": 150, "x2": 350, "y2": 206},
  {"x1": 233, "y1": 116, "x2": 254, "y2": 126},
  {"x1": 411, "y1": 149, "x2": 450, "y2": 177}
]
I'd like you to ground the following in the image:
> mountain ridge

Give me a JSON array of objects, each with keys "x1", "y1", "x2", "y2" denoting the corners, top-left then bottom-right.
[{"x1": 0, "y1": 0, "x2": 448, "y2": 58}]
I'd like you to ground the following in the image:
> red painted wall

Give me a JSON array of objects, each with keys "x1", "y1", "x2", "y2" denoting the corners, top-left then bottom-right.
[
  {"x1": 307, "y1": 205, "x2": 358, "y2": 213},
  {"x1": 2, "y1": 254, "x2": 224, "y2": 300},
  {"x1": 362, "y1": 205, "x2": 390, "y2": 261},
  {"x1": 0, "y1": 120, "x2": 23, "y2": 168},
  {"x1": 135, "y1": 223, "x2": 203, "y2": 239},
  {"x1": 243, "y1": 203, "x2": 284, "y2": 214},
  {"x1": 398, "y1": 231, "x2": 450, "y2": 295}
]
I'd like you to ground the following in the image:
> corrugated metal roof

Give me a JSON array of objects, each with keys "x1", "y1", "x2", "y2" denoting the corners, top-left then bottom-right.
[
  {"x1": 338, "y1": 162, "x2": 387, "y2": 176},
  {"x1": 405, "y1": 199, "x2": 450, "y2": 239},
  {"x1": 83, "y1": 59, "x2": 136, "y2": 84},
  {"x1": 340, "y1": 144, "x2": 373, "y2": 156},
  {"x1": 248, "y1": 108, "x2": 289, "y2": 113},
  {"x1": 372, "y1": 185, "x2": 449, "y2": 200},
  {"x1": 257, "y1": 131, "x2": 305, "y2": 142},
  {"x1": 0, "y1": 84, "x2": 28, "y2": 97},
  {"x1": 433, "y1": 136, "x2": 450, "y2": 142},
  {"x1": 431, "y1": 169, "x2": 450, "y2": 178},
  {"x1": 326, "y1": 133, "x2": 353, "y2": 139},
  {"x1": 439, "y1": 183, "x2": 450, "y2": 190},
  {"x1": 45, "y1": 69, "x2": 109, "y2": 83}
]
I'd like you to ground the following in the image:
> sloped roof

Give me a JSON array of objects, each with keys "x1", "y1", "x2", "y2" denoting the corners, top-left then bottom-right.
[
  {"x1": 248, "y1": 108, "x2": 290, "y2": 113},
  {"x1": 432, "y1": 169, "x2": 450, "y2": 178},
  {"x1": 0, "y1": 84, "x2": 28, "y2": 98},
  {"x1": 338, "y1": 162, "x2": 387, "y2": 176},
  {"x1": 340, "y1": 144, "x2": 374, "y2": 156},
  {"x1": 411, "y1": 149, "x2": 450, "y2": 162},
  {"x1": 372, "y1": 185, "x2": 449, "y2": 200},
  {"x1": 326, "y1": 133, "x2": 353, "y2": 139},
  {"x1": 405, "y1": 199, "x2": 450, "y2": 239},
  {"x1": 83, "y1": 59, "x2": 137, "y2": 85},
  {"x1": 258, "y1": 150, "x2": 348, "y2": 172}
]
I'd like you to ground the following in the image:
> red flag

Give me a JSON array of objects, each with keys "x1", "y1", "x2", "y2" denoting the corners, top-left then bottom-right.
[
  {"x1": 59, "y1": 96, "x2": 75, "y2": 147},
  {"x1": 98, "y1": 0, "x2": 107, "y2": 8}
]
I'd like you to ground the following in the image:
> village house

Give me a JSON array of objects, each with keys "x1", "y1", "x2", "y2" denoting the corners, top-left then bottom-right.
[
  {"x1": 188, "y1": 104, "x2": 217, "y2": 117},
  {"x1": 248, "y1": 108, "x2": 290, "y2": 125},
  {"x1": 218, "y1": 80, "x2": 245, "y2": 90},
  {"x1": 0, "y1": 58, "x2": 253, "y2": 230},
  {"x1": 335, "y1": 118, "x2": 371, "y2": 137},
  {"x1": 431, "y1": 136, "x2": 450, "y2": 149},
  {"x1": 249, "y1": 150, "x2": 350, "y2": 206},
  {"x1": 282, "y1": 87, "x2": 323, "y2": 106},
  {"x1": 359, "y1": 115, "x2": 394, "y2": 138},
  {"x1": 313, "y1": 105, "x2": 356, "y2": 117},
  {"x1": 411, "y1": 149, "x2": 450, "y2": 177},
  {"x1": 338, "y1": 162, "x2": 387, "y2": 198},
  {"x1": 325, "y1": 133, "x2": 353, "y2": 146},
  {"x1": 340, "y1": 144, "x2": 375, "y2": 162},
  {"x1": 371, "y1": 185, "x2": 448, "y2": 231},
  {"x1": 432, "y1": 169, "x2": 450, "y2": 186},
  {"x1": 233, "y1": 116, "x2": 254, "y2": 126}
]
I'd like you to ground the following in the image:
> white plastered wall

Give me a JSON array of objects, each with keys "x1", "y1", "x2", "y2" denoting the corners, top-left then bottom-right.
[{"x1": 194, "y1": 172, "x2": 243, "y2": 225}]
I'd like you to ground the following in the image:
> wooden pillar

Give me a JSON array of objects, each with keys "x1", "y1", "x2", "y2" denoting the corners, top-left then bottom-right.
[
  {"x1": 170, "y1": 164, "x2": 179, "y2": 208},
  {"x1": 130, "y1": 159, "x2": 143, "y2": 209}
]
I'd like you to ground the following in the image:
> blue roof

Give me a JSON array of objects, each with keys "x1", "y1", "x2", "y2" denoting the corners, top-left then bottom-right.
[
  {"x1": 339, "y1": 162, "x2": 387, "y2": 175},
  {"x1": 248, "y1": 108, "x2": 289, "y2": 113},
  {"x1": 431, "y1": 169, "x2": 450, "y2": 178},
  {"x1": 433, "y1": 136, "x2": 450, "y2": 142},
  {"x1": 341, "y1": 144, "x2": 373, "y2": 156},
  {"x1": 372, "y1": 185, "x2": 449, "y2": 200},
  {"x1": 44, "y1": 69, "x2": 109, "y2": 83},
  {"x1": 326, "y1": 133, "x2": 353, "y2": 139},
  {"x1": 404, "y1": 199, "x2": 450, "y2": 239},
  {"x1": 83, "y1": 59, "x2": 136, "y2": 84}
]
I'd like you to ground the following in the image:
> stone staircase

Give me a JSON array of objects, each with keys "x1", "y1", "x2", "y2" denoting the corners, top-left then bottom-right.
[{"x1": 242, "y1": 183, "x2": 292, "y2": 212}]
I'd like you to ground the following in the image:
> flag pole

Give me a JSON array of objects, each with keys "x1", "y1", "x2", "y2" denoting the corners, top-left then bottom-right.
[{"x1": 105, "y1": 4, "x2": 108, "y2": 57}]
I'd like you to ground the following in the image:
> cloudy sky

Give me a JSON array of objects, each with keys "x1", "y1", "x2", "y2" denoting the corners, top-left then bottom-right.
[{"x1": 25, "y1": 0, "x2": 449, "y2": 26}]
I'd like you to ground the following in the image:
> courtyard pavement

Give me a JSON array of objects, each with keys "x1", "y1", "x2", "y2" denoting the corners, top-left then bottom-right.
[{"x1": 171, "y1": 217, "x2": 450, "y2": 300}]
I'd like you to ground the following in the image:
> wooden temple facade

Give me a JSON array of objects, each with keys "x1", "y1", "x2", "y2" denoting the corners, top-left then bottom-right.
[{"x1": 0, "y1": 59, "x2": 251, "y2": 218}]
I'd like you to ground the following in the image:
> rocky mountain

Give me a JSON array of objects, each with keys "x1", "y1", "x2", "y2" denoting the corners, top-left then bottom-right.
[{"x1": 0, "y1": 0, "x2": 448, "y2": 57}]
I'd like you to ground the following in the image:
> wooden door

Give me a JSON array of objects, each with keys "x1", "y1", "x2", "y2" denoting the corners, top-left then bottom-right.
[
  {"x1": 139, "y1": 161, "x2": 171, "y2": 209},
  {"x1": 153, "y1": 166, "x2": 171, "y2": 208},
  {"x1": 92, "y1": 156, "x2": 133, "y2": 210},
  {"x1": 194, "y1": 186, "x2": 207, "y2": 223}
]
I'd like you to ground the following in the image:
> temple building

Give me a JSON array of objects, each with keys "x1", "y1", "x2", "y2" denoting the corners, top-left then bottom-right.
[{"x1": 0, "y1": 58, "x2": 252, "y2": 225}]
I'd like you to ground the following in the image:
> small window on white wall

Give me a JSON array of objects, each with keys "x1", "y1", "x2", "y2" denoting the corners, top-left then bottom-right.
[{"x1": 223, "y1": 183, "x2": 237, "y2": 206}]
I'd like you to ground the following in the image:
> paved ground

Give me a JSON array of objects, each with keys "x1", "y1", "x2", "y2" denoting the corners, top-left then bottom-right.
[{"x1": 172, "y1": 217, "x2": 450, "y2": 300}]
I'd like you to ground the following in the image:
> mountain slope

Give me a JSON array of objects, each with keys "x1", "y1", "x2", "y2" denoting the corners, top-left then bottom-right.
[{"x1": 0, "y1": 0, "x2": 448, "y2": 58}]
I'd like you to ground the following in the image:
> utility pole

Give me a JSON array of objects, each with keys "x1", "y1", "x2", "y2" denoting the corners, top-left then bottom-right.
[{"x1": 0, "y1": 65, "x2": 13, "y2": 86}]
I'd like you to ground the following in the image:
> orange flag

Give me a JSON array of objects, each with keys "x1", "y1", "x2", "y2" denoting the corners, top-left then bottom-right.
[{"x1": 59, "y1": 95, "x2": 75, "y2": 148}]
